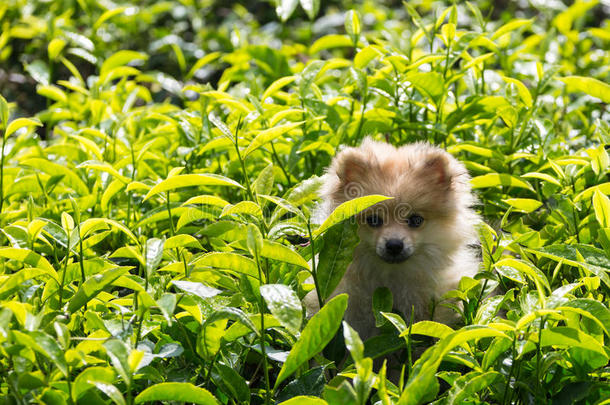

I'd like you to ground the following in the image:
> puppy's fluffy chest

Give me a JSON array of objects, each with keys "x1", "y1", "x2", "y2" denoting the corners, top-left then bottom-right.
[{"x1": 333, "y1": 247, "x2": 460, "y2": 339}]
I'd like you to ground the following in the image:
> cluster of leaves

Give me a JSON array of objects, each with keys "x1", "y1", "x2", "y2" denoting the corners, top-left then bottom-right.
[{"x1": 1, "y1": 0, "x2": 610, "y2": 404}]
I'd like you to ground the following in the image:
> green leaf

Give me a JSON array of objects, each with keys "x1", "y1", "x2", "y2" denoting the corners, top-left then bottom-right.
[
  {"x1": 0, "y1": 94, "x2": 8, "y2": 126},
  {"x1": 0, "y1": 247, "x2": 57, "y2": 276},
  {"x1": 135, "y1": 382, "x2": 219, "y2": 404},
  {"x1": 182, "y1": 194, "x2": 230, "y2": 207},
  {"x1": 403, "y1": 321, "x2": 454, "y2": 339},
  {"x1": 211, "y1": 363, "x2": 250, "y2": 403},
  {"x1": 77, "y1": 160, "x2": 130, "y2": 183},
  {"x1": 80, "y1": 218, "x2": 139, "y2": 244},
  {"x1": 145, "y1": 238, "x2": 164, "y2": 275},
  {"x1": 172, "y1": 280, "x2": 222, "y2": 300},
  {"x1": 521, "y1": 172, "x2": 562, "y2": 187},
  {"x1": 559, "y1": 76, "x2": 610, "y2": 103},
  {"x1": 275, "y1": 294, "x2": 348, "y2": 388},
  {"x1": 261, "y1": 76, "x2": 296, "y2": 101},
  {"x1": 592, "y1": 190, "x2": 610, "y2": 227},
  {"x1": 92, "y1": 382, "x2": 126, "y2": 405},
  {"x1": 503, "y1": 76, "x2": 533, "y2": 108},
  {"x1": 21, "y1": 158, "x2": 89, "y2": 195},
  {"x1": 502, "y1": 198, "x2": 543, "y2": 213},
  {"x1": 276, "y1": 0, "x2": 299, "y2": 22},
  {"x1": 260, "y1": 284, "x2": 302, "y2": 334},
  {"x1": 12, "y1": 331, "x2": 68, "y2": 377},
  {"x1": 494, "y1": 258, "x2": 550, "y2": 296},
  {"x1": 399, "y1": 326, "x2": 508, "y2": 405},
  {"x1": 558, "y1": 298, "x2": 610, "y2": 337},
  {"x1": 310, "y1": 34, "x2": 353, "y2": 54},
  {"x1": 186, "y1": 52, "x2": 221, "y2": 80},
  {"x1": 144, "y1": 173, "x2": 244, "y2": 200},
  {"x1": 100, "y1": 50, "x2": 147, "y2": 78},
  {"x1": 345, "y1": 10, "x2": 361, "y2": 39},
  {"x1": 471, "y1": 173, "x2": 533, "y2": 191},
  {"x1": 298, "y1": 60, "x2": 325, "y2": 98},
  {"x1": 164, "y1": 234, "x2": 202, "y2": 250},
  {"x1": 540, "y1": 326, "x2": 608, "y2": 357},
  {"x1": 354, "y1": 45, "x2": 383, "y2": 69},
  {"x1": 48, "y1": 38, "x2": 67, "y2": 61},
  {"x1": 316, "y1": 220, "x2": 359, "y2": 301},
  {"x1": 24, "y1": 60, "x2": 50, "y2": 86},
  {"x1": 382, "y1": 312, "x2": 408, "y2": 335},
  {"x1": 406, "y1": 72, "x2": 444, "y2": 103},
  {"x1": 193, "y1": 252, "x2": 259, "y2": 279},
  {"x1": 93, "y1": 7, "x2": 128, "y2": 30},
  {"x1": 0, "y1": 268, "x2": 58, "y2": 299},
  {"x1": 313, "y1": 195, "x2": 391, "y2": 237},
  {"x1": 103, "y1": 339, "x2": 131, "y2": 386},
  {"x1": 5, "y1": 117, "x2": 42, "y2": 138},
  {"x1": 445, "y1": 371, "x2": 502, "y2": 405},
  {"x1": 221, "y1": 201, "x2": 263, "y2": 218},
  {"x1": 72, "y1": 367, "x2": 116, "y2": 401},
  {"x1": 299, "y1": 0, "x2": 320, "y2": 20},
  {"x1": 530, "y1": 244, "x2": 610, "y2": 287},
  {"x1": 342, "y1": 321, "x2": 364, "y2": 363},
  {"x1": 208, "y1": 113, "x2": 234, "y2": 142},
  {"x1": 37, "y1": 84, "x2": 68, "y2": 103},
  {"x1": 280, "y1": 397, "x2": 328, "y2": 405},
  {"x1": 253, "y1": 163, "x2": 274, "y2": 196},
  {"x1": 205, "y1": 307, "x2": 258, "y2": 336},
  {"x1": 244, "y1": 121, "x2": 303, "y2": 157},
  {"x1": 68, "y1": 267, "x2": 130, "y2": 313},
  {"x1": 492, "y1": 18, "x2": 534, "y2": 40},
  {"x1": 261, "y1": 240, "x2": 310, "y2": 269},
  {"x1": 247, "y1": 223, "x2": 264, "y2": 257}
]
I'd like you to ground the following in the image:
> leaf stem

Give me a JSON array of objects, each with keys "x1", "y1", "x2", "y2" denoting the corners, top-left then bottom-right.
[{"x1": 306, "y1": 219, "x2": 323, "y2": 309}]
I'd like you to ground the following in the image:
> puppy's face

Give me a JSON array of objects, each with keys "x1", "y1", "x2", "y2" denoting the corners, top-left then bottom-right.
[
  {"x1": 324, "y1": 139, "x2": 470, "y2": 265},
  {"x1": 358, "y1": 202, "x2": 428, "y2": 264}
]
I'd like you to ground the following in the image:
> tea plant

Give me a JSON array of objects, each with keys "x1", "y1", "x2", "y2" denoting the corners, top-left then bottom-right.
[{"x1": 0, "y1": 0, "x2": 609, "y2": 404}]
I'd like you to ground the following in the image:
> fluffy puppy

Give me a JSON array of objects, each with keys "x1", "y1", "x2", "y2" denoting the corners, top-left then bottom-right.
[{"x1": 309, "y1": 138, "x2": 480, "y2": 340}]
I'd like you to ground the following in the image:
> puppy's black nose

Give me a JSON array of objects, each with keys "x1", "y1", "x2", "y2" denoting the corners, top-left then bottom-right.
[{"x1": 385, "y1": 239, "x2": 404, "y2": 255}]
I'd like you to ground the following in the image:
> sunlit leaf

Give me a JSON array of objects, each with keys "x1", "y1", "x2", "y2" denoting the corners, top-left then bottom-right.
[
  {"x1": 559, "y1": 76, "x2": 610, "y2": 103},
  {"x1": 135, "y1": 383, "x2": 219, "y2": 404},
  {"x1": 144, "y1": 173, "x2": 244, "y2": 201},
  {"x1": 275, "y1": 294, "x2": 348, "y2": 387},
  {"x1": 261, "y1": 284, "x2": 302, "y2": 334},
  {"x1": 313, "y1": 195, "x2": 391, "y2": 237}
]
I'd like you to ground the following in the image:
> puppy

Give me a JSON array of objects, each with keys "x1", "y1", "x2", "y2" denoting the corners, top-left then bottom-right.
[{"x1": 308, "y1": 138, "x2": 480, "y2": 341}]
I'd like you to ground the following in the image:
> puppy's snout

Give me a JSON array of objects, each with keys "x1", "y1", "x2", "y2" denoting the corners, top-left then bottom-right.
[
  {"x1": 385, "y1": 239, "x2": 404, "y2": 255},
  {"x1": 378, "y1": 238, "x2": 412, "y2": 264}
]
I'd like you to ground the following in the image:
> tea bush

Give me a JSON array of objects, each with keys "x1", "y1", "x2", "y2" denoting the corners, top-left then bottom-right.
[{"x1": 0, "y1": 0, "x2": 609, "y2": 404}]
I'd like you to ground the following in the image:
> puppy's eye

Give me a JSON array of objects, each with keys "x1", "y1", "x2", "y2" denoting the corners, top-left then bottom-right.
[
  {"x1": 366, "y1": 215, "x2": 383, "y2": 228},
  {"x1": 407, "y1": 214, "x2": 424, "y2": 228}
]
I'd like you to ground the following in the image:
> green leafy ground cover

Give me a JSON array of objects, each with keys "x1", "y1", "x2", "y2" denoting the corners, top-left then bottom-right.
[{"x1": 1, "y1": 0, "x2": 610, "y2": 403}]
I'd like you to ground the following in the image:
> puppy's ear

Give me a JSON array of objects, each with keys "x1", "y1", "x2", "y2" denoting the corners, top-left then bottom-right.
[
  {"x1": 420, "y1": 153, "x2": 452, "y2": 188},
  {"x1": 333, "y1": 149, "x2": 370, "y2": 185}
]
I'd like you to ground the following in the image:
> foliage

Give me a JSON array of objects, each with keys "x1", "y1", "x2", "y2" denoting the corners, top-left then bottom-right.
[{"x1": 1, "y1": 0, "x2": 609, "y2": 404}]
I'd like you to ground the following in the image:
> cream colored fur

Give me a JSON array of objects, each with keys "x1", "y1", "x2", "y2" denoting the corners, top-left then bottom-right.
[{"x1": 306, "y1": 138, "x2": 481, "y2": 340}]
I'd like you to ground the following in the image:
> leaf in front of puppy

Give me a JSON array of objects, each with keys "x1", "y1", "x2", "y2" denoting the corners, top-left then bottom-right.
[
  {"x1": 274, "y1": 294, "x2": 348, "y2": 388},
  {"x1": 313, "y1": 195, "x2": 391, "y2": 237},
  {"x1": 399, "y1": 326, "x2": 508, "y2": 405},
  {"x1": 372, "y1": 287, "x2": 393, "y2": 328},
  {"x1": 316, "y1": 220, "x2": 359, "y2": 301}
]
